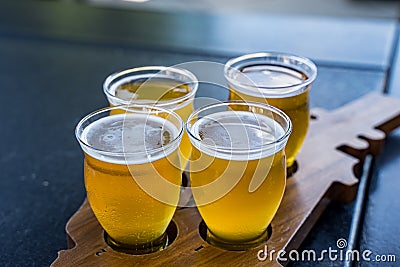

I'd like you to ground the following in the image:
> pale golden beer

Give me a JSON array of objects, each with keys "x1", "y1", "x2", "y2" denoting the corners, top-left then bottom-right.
[
  {"x1": 76, "y1": 106, "x2": 183, "y2": 254},
  {"x1": 187, "y1": 102, "x2": 292, "y2": 250},
  {"x1": 103, "y1": 66, "x2": 198, "y2": 170},
  {"x1": 225, "y1": 53, "x2": 317, "y2": 171}
]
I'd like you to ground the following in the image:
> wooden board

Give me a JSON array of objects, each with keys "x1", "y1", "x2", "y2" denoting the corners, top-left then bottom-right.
[{"x1": 52, "y1": 92, "x2": 400, "y2": 266}]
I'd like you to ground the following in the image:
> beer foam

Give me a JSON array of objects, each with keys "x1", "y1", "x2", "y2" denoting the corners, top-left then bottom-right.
[
  {"x1": 232, "y1": 65, "x2": 307, "y2": 97},
  {"x1": 81, "y1": 114, "x2": 180, "y2": 164},
  {"x1": 190, "y1": 111, "x2": 286, "y2": 160},
  {"x1": 108, "y1": 76, "x2": 193, "y2": 110}
]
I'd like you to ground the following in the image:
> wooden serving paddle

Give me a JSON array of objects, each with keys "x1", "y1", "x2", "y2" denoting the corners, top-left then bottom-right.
[{"x1": 52, "y1": 92, "x2": 400, "y2": 266}]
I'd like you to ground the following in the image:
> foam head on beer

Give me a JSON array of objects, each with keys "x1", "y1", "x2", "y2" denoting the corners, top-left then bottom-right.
[
  {"x1": 81, "y1": 113, "x2": 180, "y2": 164},
  {"x1": 190, "y1": 110, "x2": 286, "y2": 160}
]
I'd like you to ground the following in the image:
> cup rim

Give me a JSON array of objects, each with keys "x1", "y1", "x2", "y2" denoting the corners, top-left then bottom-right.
[
  {"x1": 75, "y1": 105, "x2": 184, "y2": 158},
  {"x1": 186, "y1": 100, "x2": 292, "y2": 157},
  {"x1": 224, "y1": 52, "x2": 317, "y2": 98},
  {"x1": 103, "y1": 66, "x2": 199, "y2": 109}
]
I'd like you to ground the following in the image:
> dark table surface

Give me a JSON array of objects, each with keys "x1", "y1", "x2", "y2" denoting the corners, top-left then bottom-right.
[{"x1": 0, "y1": 1, "x2": 399, "y2": 266}]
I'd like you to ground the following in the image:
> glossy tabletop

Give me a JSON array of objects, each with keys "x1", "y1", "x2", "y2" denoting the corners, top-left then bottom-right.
[{"x1": 0, "y1": 1, "x2": 399, "y2": 266}]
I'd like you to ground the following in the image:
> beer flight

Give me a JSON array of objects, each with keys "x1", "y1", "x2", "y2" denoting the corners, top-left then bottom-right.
[{"x1": 75, "y1": 53, "x2": 317, "y2": 254}]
